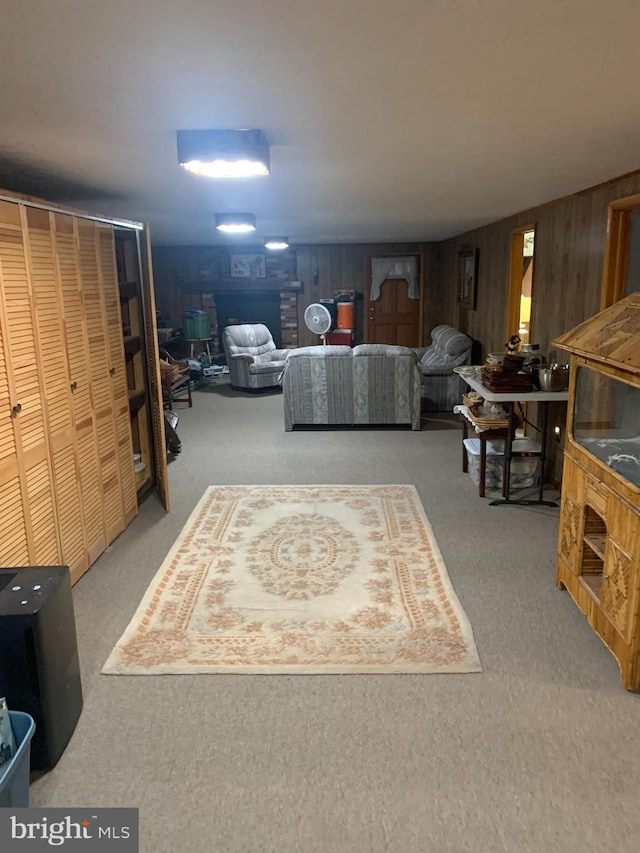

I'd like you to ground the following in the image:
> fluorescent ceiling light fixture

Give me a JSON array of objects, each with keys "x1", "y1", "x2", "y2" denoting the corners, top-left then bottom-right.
[
  {"x1": 264, "y1": 237, "x2": 289, "y2": 250},
  {"x1": 215, "y1": 212, "x2": 256, "y2": 233},
  {"x1": 177, "y1": 129, "x2": 270, "y2": 178}
]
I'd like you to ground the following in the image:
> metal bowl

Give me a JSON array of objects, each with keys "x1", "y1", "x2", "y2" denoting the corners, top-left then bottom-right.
[{"x1": 531, "y1": 363, "x2": 570, "y2": 392}]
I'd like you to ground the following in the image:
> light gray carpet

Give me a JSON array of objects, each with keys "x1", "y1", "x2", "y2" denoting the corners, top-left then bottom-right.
[{"x1": 31, "y1": 378, "x2": 640, "y2": 852}]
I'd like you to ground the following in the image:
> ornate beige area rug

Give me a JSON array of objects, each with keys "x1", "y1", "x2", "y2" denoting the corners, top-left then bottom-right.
[{"x1": 102, "y1": 485, "x2": 481, "y2": 675}]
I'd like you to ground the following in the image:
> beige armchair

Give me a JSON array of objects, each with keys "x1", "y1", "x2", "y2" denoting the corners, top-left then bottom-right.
[{"x1": 222, "y1": 324, "x2": 289, "y2": 390}]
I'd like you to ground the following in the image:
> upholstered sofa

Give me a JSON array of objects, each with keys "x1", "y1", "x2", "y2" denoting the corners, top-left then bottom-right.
[
  {"x1": 413, "y1": 325, "x2": 473, "y2": 411},
  {"x1": 281, "y1": 344, "x2": 422, "y2": 430},
  {"x1": 222, "y1": 323, "x2": 289, "y2": 390}
]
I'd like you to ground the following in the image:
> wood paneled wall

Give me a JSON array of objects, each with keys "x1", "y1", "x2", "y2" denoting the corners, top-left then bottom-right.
[
  {"x1": 152, "y1": 242, "x2": 440, "y2": 348},
  {"x1": 437, "y1": 169, "x2": 640, "y2": 483},
  {"x1": 438, "y1": 171, "x2": 640, "y2": 361},
  {"x1": 293, "y1": 243, "x2": 439, "y2": 346}
]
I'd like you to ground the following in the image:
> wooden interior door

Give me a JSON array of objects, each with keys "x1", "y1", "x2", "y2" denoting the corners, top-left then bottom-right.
[
  {"x1": 0, "y1": 209, "x2": 29, "y2": 564},
  {"x1": 78, "y1": 219, "x2": 125, "y2": 546},
  {"x1": 25, "y1": 206, "x2": 88, "y2": 580},
  {"x1": 366, "y1": 278, "x2": 422, "y2": 346},
  {"x1": 0, "y1": 201, "x2": 59, "y2": 566},
  {"x1": 54, "y1": 213, "x2": 106, "y2": 569}
]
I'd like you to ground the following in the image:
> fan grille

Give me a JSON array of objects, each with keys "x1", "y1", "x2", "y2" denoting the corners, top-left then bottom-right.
[{"x1": 304, "y1": 303, "x2": 333, "y2": 335}]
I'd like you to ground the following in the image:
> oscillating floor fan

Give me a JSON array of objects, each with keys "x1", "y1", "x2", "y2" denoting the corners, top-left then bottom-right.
[{"x1": 304, "y1": 303, "x2": 334, "y2": 344}]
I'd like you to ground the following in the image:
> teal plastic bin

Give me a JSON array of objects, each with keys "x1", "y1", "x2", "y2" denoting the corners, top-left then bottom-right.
[
  {"x1": 0, "y1": 711, "x2": 35, "y2": 807},
  {"x1": 182, "y1": 311, "x2": 210, "y2": 340}
]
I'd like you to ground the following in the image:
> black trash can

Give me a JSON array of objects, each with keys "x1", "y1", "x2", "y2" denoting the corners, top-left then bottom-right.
[{"x1": 0, "y1": 566, "x2": 83, "y2": 770}]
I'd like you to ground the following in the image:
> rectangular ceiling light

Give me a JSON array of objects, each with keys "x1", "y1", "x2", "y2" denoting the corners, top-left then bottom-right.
[
  {"x1": 177, "y1": 129, "x2": 270, "y2": 178},
  {"x1": 264, "y1": 237, "x2": 289, "y2": 250},
  {"x1": 215, "y1": 212, "x2": 256, "y2": 233}
]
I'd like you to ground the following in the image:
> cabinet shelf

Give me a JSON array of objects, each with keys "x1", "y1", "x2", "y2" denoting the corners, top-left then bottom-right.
[
  {"x1": 119, "y1": 282, "x2": 138, "y2": 301},
  {"x1": 128, "y1": 388, "x2": 146, "y2": 416},
  {"x1": 124, "y1": 335, "x2": 141, "y2": 359},
  {"x1": 584, "y1": 534, "x2": 606, "y2": 560},
  {"x1": 579, "y1": 573, "x2": 602, "y2": 603}
]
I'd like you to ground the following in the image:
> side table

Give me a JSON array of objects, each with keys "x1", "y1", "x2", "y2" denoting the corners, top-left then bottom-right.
[
  {"x1": 185, "y1": 338, "x2": 213, "y2": 360},
  {"x1": 462, "y1": 376, "x2": 569, "y2": 507}
]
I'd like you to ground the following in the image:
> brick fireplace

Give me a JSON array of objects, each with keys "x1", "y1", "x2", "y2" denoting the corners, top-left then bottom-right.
[{"x1": 202, "y1": 287, "x2": 299, "y2": 356}]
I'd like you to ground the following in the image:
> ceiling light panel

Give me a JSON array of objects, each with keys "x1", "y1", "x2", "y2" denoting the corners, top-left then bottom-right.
[
  {"x1": 177, "y1": 129, "x2": 270, "y2": 178},
  {"x1": 264, "y1": 237, "x2": 289, "y2": 250},
  {"x1": 215, "y1": 212, "x2": 257, "y2": 233}
]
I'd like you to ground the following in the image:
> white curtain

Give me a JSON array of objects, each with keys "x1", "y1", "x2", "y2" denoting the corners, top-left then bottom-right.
[{"x1": 370, "y1": 256, "x2": 419, "y2": 301}]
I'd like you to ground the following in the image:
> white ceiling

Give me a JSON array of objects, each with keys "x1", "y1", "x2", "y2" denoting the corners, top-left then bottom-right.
[{"x1": 1, "y1": 0, "x2": 640, "y2": 246}]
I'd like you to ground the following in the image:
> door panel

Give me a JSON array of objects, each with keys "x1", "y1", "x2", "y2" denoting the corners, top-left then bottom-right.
[
  {"x1": 366, "y1": 278, "x2": 421, "y2": 346},
  {"x1": 26, "y1": 209, "x2": 88, "y2": 579},
  {"x1": 78, "y1": 220, "x2": 124, "y2": 544},
  {"x1": 0, "y1": 219, "x2": 59, "y2": 564},
  {"x1": 0, "y1": 302, "x2": 28, "y2": 564},
  {"x1": 54, "y1": 214, "x2": 106, "y2": 568}
]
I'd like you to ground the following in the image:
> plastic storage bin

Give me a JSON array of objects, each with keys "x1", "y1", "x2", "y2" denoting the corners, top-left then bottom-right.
[
  {"x1": 0, "y1": 711, "x2": 35, "y2": 807},
  {"x1": 464, "y1": 437, "x2": 540, "y2": 491},
  {"x1": 182, "y1": 310, "x2": 210, "y2": 340}
]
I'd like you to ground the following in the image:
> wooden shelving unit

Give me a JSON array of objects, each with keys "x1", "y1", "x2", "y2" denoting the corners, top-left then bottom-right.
[
  {"x1": 124, "y1": 335, "x2": 142, "y2": 358},
  {"x1": 116, "y1": 233, "x2": 153, "y2": 496}
]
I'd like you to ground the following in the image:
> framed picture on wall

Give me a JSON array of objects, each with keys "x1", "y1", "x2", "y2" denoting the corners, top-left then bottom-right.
[
  {"x1": 230, "y1": 254, "x2": 266, "y2": 279},
  {"x1": 457, "y1": 248, "x2": 478, "y2": 309}
]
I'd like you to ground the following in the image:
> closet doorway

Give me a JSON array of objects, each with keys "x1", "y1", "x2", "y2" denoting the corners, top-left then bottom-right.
[
  {"x1": 506, "y1": 227, "x2": 535, "y2": 345},
  {"x1": 601, "y1": 194, "x2": 640, "y2": 309}
]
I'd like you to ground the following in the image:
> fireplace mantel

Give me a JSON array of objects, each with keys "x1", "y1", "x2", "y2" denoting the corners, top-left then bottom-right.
[{"x1": 187, "y1": 278, "x2": 294, "y2": 292}]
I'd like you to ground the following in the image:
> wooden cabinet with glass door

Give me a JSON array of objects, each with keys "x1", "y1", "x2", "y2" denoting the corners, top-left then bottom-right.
[{"x1": 554, "y1": 293, "x2": 640, "y2": 691}]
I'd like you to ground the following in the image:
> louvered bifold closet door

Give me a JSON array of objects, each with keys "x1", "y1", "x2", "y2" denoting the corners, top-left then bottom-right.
[
  {"x1": 53, "y1": 214, "x2": 106, "y2": 568},
  {"x1": 24, "y1": 207, "x2": 89, "y2": 581},
  {"x1": 0, "y1": 204, "x2": 29, "y2": 563},
  {"x1": 77, "y1": 220, "x2": 125, "y2": 545},
  {"x1": 98, "y1": 225, "x2": 137, "y2": 526},
  {"x1": 0, "y1": 201, "x2": 59, "y2": 565}
]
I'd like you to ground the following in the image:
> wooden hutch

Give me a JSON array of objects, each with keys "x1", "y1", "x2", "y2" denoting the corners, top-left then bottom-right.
[{"x1": 553, "y1": 292, "x2": 640, "y2": 690}]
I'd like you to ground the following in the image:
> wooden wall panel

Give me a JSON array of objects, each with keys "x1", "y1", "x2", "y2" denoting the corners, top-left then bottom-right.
[
  {"x1": 438, "y1": 172, "x2": 640, "y2": 361},
  {"x1": 152, "y1": 242, "x2": 440, "y2": 349},
  {"x1": 437, "y1": 170, "x2": 640, "y2": 482}
]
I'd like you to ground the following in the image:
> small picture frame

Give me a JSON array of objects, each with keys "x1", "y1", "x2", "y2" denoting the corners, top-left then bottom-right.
[
  {"x1": 457, "y1": 248, "x2": 478, "y2": 309},
  {"x1": 229, "y1": 254, "x2": 266, "y2": 279}
]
